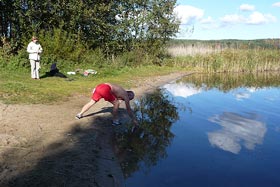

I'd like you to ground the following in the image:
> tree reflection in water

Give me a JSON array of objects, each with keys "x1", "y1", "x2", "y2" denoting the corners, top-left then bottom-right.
[{"x1": 114, "y1": 89, "x2": 179, "y2": 178}]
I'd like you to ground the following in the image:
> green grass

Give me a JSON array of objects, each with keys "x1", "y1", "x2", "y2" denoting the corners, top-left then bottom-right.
[{"x1": 0, "y1": 65, "x2": 185, "y2": 104}]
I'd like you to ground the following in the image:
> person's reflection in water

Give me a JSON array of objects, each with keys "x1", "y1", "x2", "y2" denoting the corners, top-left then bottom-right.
[{"x1": 114, "y1": 89, "x2": 179, "y2": 178}]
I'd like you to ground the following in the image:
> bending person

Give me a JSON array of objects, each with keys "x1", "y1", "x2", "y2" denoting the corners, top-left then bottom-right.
[{"x1": 76, "y1": 83, "x2": 138, "y2": 126}]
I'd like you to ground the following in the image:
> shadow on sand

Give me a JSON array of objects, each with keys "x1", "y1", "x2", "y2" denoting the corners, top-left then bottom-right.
[{"x1": 0, "y1": 107, "x2": 132, "y2": 187}]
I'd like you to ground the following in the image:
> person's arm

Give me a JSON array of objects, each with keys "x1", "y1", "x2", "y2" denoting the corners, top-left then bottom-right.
[
  {"x1": 124, "y1": 100, "x2": 139, "y2": 126},
  {"x1": 111, "y1": 83, "x2": 139, "y2": 125},
  {"x1": 27, "y1": 43, "x2": 35, "y2": 53},
  {"x1": 38, "y1": 44, "x2": 43, "y2": 53}
]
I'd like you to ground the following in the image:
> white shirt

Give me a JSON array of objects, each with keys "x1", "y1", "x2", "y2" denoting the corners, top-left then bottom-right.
[{"x1": 27, "y1": 41, "x2": 43, "y2": 61}]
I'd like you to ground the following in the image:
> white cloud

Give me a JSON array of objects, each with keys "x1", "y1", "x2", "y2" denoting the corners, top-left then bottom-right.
[
  {"x1": 246, "y1": 11, "x2": 277, "y2": 25},
  {"x1": 239, "y1": 4, "x2": 255, "y2": 11},
  {"x1": 199, "y1": 16, "x2": 219, "y2": 30},
  {"x1": 272, "y1": 2, "x2": 280, "y2": 7},
  {"x1": 220, "y1": 14, "x2": 245, "y2": 24},
  {"x1": 200, "y1": 16, "x2": 214, "y2": 24},
  {"x1": 220, "y1": 12, "x2": 277, "y2": 26},
  {"x1": 174, "y1": 5, "x2": 204, "y2": 25}
]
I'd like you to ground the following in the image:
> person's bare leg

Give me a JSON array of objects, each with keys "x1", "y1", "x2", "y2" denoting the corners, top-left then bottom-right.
[{"x1": 76, "y1": 100, "x2": 96, "y2": 118}]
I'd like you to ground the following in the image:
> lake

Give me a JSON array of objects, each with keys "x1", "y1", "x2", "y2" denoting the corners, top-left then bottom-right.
[{"x1": 115, "y1": 72, "x2": 280, "y2": 187}]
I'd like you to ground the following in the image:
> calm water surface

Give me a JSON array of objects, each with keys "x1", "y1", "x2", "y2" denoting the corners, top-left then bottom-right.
[{"x1": 115, "y1": 72, "x2": 280, "y2": 187}]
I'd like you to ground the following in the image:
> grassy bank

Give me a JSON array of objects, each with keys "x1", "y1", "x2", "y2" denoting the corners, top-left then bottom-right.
[
  {"x1": 2, "y1": 47, "x2": 280, "y2": 104},
  {"x1": 2, "y1": 38, "x2": 280, "y2": 104},
  {"x1": 0, "y1": 65, "x2": 186, "y2": 104}
]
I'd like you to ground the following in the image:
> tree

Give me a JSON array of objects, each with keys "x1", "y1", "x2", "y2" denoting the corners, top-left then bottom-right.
[
  {"x1": 113, "y1": 0, "x2": 180, "y2": 55},
  {"x1": 1, "y1": 0, "x2": 180, "y2": 61}
]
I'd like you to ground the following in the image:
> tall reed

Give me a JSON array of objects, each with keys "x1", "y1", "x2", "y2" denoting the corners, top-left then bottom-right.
[{"x1": 166, "y1": 46, "x2": 280, "y2": 73}]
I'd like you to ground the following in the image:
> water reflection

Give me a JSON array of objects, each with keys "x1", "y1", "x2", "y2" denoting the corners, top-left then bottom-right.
[
  {"x1": 208, "y1": 112, "x2": 267, "y2": 154},
  {"x1": 162, "y1": 82, "x2": 202, "y2": 98},
  {"x1": 233, "y1": 87, "x2": 258, "y2": 100},
  {"x1": 178, "y1": 72, "x2": 280, "y2": 92},
  {"x1": 120, "y1": 72, "x2": 280, "y2": 187},
  {"x1": 115, "y1": 89, "x2": 179, "y2": 178},
  {"x1": 234, "y1": 91, "x2": 251, "y2": 100}
]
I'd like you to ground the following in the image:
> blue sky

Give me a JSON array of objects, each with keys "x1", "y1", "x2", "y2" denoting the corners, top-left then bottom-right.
[{"x1": 175, "y1": 0, "x2": 280, "y2": 40}]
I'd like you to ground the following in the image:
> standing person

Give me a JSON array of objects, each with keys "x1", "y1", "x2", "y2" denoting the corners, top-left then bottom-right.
[
  {"x1": 76, "y1": 83, "x2": 139, "y2": 127},
  {"x1": 27, "y1": 36, "x2": 43, "y2": 79}
]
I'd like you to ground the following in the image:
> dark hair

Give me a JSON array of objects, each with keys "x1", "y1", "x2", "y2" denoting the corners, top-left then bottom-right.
[{"x1": 127, "y1": 91, "x2": 135, "y2": 100}]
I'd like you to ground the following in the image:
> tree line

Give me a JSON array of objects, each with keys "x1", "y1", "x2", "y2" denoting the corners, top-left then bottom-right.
[{"x1": 0, "y1": 0, "x2": 180, "y2": 57}]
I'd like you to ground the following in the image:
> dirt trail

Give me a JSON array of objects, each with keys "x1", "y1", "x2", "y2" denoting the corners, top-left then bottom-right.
[{"x1": 0, "y1": 72, "x2": 188, "y2": 187}]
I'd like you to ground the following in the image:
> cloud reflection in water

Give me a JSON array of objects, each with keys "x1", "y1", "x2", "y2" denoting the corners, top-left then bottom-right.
[
  {"x1": 163, "y1": 82, "x2": 202, "y2": 98},
  {"x1": 208, "y1": 112, "x2": 267, "y2": 154},
  {"x1": 233, "y1": 87, "x2": 257, "y2": 100}
]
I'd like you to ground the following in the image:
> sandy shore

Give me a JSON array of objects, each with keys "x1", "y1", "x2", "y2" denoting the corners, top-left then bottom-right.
[{"x1": 0, "y1": 72, "x2": 189, "y2": 187}]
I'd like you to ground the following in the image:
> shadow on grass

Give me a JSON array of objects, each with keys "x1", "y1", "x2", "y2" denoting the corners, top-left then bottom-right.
[{"x1": 40, "y1": 71, "x2": 68, "y2": 79}]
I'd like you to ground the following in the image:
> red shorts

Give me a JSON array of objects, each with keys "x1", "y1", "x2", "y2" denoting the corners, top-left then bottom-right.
[{"x1": 91, "y1": 83, "x2": 116, "y2": 102}]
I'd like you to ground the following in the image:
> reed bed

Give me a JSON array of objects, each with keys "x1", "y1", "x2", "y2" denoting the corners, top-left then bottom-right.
[
  {"x1": 167, "y1": 45, "x2": 223, "y2": 56},
  {"x1": 166, "y1": 45, "x2": 280, "y2": 73}
]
